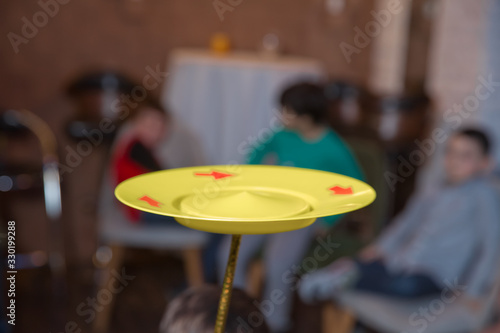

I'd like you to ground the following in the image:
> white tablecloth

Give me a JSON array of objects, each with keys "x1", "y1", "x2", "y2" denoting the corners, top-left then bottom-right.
[{"x1": 161, "y1": 49, "x2": 325, "y2": 164}]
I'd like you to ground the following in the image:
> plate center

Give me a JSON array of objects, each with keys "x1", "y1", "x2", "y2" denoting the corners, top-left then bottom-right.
[{"x1": 180, "y1": 189, "x2": 310, "y2": 219}]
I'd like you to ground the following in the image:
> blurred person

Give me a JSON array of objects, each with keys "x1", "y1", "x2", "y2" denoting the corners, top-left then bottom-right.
[
  {"x1": 111, "y1": 99, "x2": 170, "y2": 222},
  {"x1": 159, "y1": 285, "x2": 270, "y2": 333},
  {"x1": 299, "y1": 128, "x2": 500, "y2": 304},
  {"x1": 218, "y1": 82, "x2": 364, "y2": 332}
]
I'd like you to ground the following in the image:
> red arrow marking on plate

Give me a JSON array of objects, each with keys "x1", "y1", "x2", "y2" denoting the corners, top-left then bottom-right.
[
  {"x1": 194, "y1": 171, "x2": 234, "y2": 179},
  {"x1": 328, "y1": 186, "x2": 353, "y2": 195},
  {"x1": 139, "y1": 195, "x2": 162, "y2": 208}
]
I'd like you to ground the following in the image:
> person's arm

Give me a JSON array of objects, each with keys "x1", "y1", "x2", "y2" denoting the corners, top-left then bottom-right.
[
  {"x1": 246, "y1": 133, "x2": 277, "y2": 165},
  {"x1": 462, "y1": 185, "x2": 500, "y2": 297},
  {"x1": 373, "y1": 194, "x2": 429, "y2": 258},
  {"x1": 337, "y1": 150, "x2": 365, "y2": 182},
  {"x1": 320, "y1": 137, "x2": 365, "y2": 227},
  {"x1": 328, "y1": 138, "x2": 365, "y2": 181}
]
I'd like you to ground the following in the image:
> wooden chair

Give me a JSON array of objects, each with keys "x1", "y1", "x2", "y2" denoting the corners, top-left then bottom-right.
[
  {"x1": 322, "y1": 303, "x2": 355, "y2": 333},
  {"x1": 93, "y1": 116, "x2": 209, "y2": 333},
  {"x1": 330, "y1": 285, "x2": 499, "y2": 333},
  {"x1": 321, "y1": 179, "x2": 500, "y2": 333},
  {"x1": 93, "y1": 175, "x2": 208, "y2": 333}
]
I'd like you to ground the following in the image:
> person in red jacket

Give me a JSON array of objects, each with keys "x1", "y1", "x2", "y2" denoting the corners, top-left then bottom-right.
[{"x1": 111, "y1": 100, "x2": 169, "y2": 222}]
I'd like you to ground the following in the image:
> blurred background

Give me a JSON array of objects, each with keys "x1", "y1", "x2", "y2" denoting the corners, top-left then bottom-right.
[{"x1": 0, "y1": 0, "x2": 499, "y2": 332}]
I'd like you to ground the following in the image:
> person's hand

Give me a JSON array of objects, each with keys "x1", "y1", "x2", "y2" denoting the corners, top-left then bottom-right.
[
  {"x1": 464, "y1": 297, "x2": 484, "y2": 313},
  {"x1": 359, "y1": 244, "x2": 382, "y2": 262},
  {"x1": 299, "y1": 267, "x2": 338, "y2": 304},
  {"x1": 298, "y1": 258, "x2": 358, "y2": 304}
]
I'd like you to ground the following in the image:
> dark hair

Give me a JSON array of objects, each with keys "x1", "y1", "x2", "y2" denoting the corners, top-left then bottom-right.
[
  {"x1": 160, "y1": 285, "x2": 270, "y2": 333},
  {"x1": 129, "y1": 97, "x2": 169, "y2": 122},
  {"x1": 279, "y1": 82, "x2": 328, "y2": 125},
  {"x1": 455, "y1": 128, "x2": 491, "y2": 155}
]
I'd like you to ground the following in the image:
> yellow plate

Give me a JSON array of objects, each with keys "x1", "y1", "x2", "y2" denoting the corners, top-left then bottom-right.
[{"x1": 115, "y1": 165, "x2": 376, "y2": 234}]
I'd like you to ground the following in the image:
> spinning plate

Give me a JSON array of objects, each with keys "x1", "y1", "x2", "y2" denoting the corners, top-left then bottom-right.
[{"x1": 115, "y1": 165, "x2": 376, "y2": 234}]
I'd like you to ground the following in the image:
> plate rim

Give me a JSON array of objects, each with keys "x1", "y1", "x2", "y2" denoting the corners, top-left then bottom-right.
[{"x1": 114, "y1": 164, "x2": 377, "y2": 222}]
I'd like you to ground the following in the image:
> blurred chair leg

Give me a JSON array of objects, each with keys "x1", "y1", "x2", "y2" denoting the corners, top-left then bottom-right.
[
  {"x1": 94, "y1": 244, "x2": 125, "y2": 333},
  {"x1": 322, "y1": 302, "x2": 355, "y2": 333},
  {"x1": 182, "y1": 247, "x2": 204, "y2": 287},
  {"x1": 247, "y1": 259, "x2": 265, "y2": 298}
]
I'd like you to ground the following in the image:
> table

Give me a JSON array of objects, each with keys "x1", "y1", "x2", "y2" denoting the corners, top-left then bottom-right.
[{"x1": 161, "y1": 49, "x2": 326, "y2": 164}]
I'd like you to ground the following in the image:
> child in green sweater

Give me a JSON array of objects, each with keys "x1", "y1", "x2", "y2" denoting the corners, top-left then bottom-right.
[{"x1": 218, "y1": 82, "x2": 364, "y2": 333}]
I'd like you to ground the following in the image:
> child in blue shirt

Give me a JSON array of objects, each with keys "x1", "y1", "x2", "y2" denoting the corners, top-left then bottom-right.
[
  {"x1": 218, "y1": 82, "x2": 364, "y2": 332},
  {"x1": 299, "y1": 128, "x2": 500, "y2": 307}
]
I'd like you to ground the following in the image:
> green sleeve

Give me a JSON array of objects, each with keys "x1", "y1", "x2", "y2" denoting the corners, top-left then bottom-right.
[
  {"x1": 320, "y1": 215, "x2": 343, "y2": 227},
  {"x1": 331, "y1": 140, "x2": 365, "y2": 181},
  {"x1": 321, "y1": 138, "x2": 365, "y2": 227}
]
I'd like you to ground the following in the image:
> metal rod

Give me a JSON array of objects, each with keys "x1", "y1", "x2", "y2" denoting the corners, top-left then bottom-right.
[
  {"x1": 214, "y1": 234, "x2": 242, "y2": 333},
  {"x1": 12, "y1": 109, "x2": 67, "y2": 330}
]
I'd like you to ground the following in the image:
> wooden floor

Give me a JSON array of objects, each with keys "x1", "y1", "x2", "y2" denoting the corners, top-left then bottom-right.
[{"x1": 14, "y1": 248, "x2": 323, "y2": 333}]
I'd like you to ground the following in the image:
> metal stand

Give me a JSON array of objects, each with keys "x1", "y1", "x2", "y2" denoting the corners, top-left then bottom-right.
[
  {"x1": 214, "y1": 234, "x2": 242, "y2": 333},
  {"x1": 12, "y1": 110, "x2": 67, "y2": 330}
]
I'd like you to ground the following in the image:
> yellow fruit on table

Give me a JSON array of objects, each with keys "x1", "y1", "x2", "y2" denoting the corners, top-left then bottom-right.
[{"x1": 210, "y1": 33, "x2": 231, "y2": 54}]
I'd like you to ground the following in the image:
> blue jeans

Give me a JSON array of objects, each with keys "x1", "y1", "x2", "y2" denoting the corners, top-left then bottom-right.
[{"x1": 353, "y1": 259, "x2": 442, "y2": 298}]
